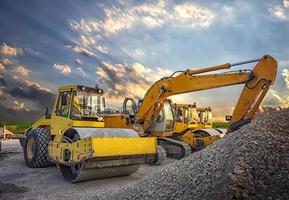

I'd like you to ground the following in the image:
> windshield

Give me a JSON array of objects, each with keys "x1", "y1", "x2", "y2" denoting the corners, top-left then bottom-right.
[
  {"x1": 187, "y1": 107, "x2": 198, "y2": 124},
  {"x1": 164, "y1": 102, "x2": 174, "y2": 131},
  {"x1": 71, "y1": 90, "x2": 105, "y2": 120}
]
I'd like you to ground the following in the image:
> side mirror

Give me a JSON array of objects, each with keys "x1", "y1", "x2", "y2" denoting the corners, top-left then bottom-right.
[
  {"x1": 61, "y1": 93, "x2": 67, "y2": 106},
  {"x1": 45, "y1": 107, "x2": 51, "y2": 119},
  {"x1": 45, "y1": 107, "x2": 49, "y2": 115},
  {"x1": 225, "y1": 115, "x2": 232, "y2": 121}
]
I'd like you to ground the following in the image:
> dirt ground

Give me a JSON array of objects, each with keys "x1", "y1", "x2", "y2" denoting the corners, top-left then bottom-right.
[{"x1": 0, "y1": 140, "x2": 175, "y2": 200}]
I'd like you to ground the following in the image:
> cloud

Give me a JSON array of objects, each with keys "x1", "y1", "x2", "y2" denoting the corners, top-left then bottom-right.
[
  {"x1": 1, "y1": 58, "x2": 14, "y2": 66},
  {"x1": 0, "y1": 43, "x2": 23, "y2": 57},
  {"x1": 174, "y1": 3, "x2": 215, "y2": 28},
  {"x1": 0, "y1": 63, "x2": 5, "y2": 73},
  {"x1": 96, "y1": 62, "x2": 172, "y2": 105},
  {"x1": 0, "y1": 100, "x2": 40, "y2": 122},
  {"x1": 128, "y1": 49, "x2": 145, "y2": 58},
  {"x1": 96, "y1": 45, "x2": 108, "y2": 54},
  {"x1": 53, "y1": 64, "x2": 71, "y2": 75},
  {"x1": 269, "y1": 1, "x2": 289, "y2": 21},
  {"x1": 269, "y1": 90, "x2": 289, "y2": 108},
  {"x1": 21, "y1": 78, "x2": 52, "y2": 93},
  {"x1": 282, "y1": 68, "x2": 289, "y2": 88},
  {"x1": 75, "y1": 59, "x2": 82, "y2": 65},
  {"x1": 2, "y1": 75, "x2": 54, "y2": 106},
  {"x1": 0, "y1": 86, "x2": 4, "y2": 96},
  {"x1": 0, "y1": 42, "x2": 55, "y2": 122},
  {"x1": 285, "y1": 0, "x2": 289, "y2": 8},
  {"x1": 77, "y1": 67, "x2": 86, "y2": 77},
  {"x1": 79, "y1": 35, "x2": 96, "y2": 47},
  {"x1": 67, "y1": 45, "x2": 96, "y2": 57},
  {"x1": 10, "y1": 100, "x2": 30, "y2": 112},
  {"x1": 70, "y1": 0, "x2": 214, "y2": 36},
  {"x1": 0, "y1": 74, "x2": 55, "y2": 121},
  {"x1": 14, "y1": 66, "x2": 31, "y2": 76}
]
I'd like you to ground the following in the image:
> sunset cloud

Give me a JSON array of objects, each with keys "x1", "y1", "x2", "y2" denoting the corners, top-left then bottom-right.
[
  {"x1": 53, "y1": 64, "x2": 71, "y2": 75},
  {"x1": 0, "y1": 75, "x2": 55, "y2": 116},
  {"x1": 174, "y1": 3, "x2": 215, "y2": 28},
  {"x1": 1, "y1": 58, "x2": 14, "y2": 66},
  {"x1": 14, "y1": 66, "x2": 30, "y2": 76},
  {"x1": 70, "y1": 0, "x2": 214, "y2": 37},
  {"x1": 270, "y1": 90, "x2": 289, "y2": 108},
  {"x1": 269, "y1": 0, "x2": 289, "y2": 21},
  {"x1": 0, "y1": 63, "x2": 5, "y2": 73},
  {"x1": 0, "y1": 87, "x2": 4, "y2": 96},
  {"x1": 0, "y1": 43, "x2": 23, "y2": 57},
  {"x1": 96, "y1": 62, "x2": 172, "y2": 105},
  {"x1": 12, "y1": 75, "x2": 53, "y2": 93},
  {"x1": 96, "y1": 45, "x2": 108, "y2": 54},
  {"x1": 282, "y1": 68, "x2": 289, "y2": 88},
  {"x1": 0, "y1": 41, "x2": 56, "y2": 121},
  {"x1": 75, "y1": 59, "x2": 82, "y2": 65},
  {"x1": 67, "y1": 45, "x2": 96, "y2": 57},
  {"x1": 10, "y1": 100, "x2": 30, "y2": 112}
]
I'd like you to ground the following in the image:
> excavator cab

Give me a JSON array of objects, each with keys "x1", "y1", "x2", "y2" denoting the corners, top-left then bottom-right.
[
  {"x1": 116, "y1": 98, "x2": 176, "y2": 135},
  {"x1": 151, "y1": 100, "x2": 175, "y2": 134}
]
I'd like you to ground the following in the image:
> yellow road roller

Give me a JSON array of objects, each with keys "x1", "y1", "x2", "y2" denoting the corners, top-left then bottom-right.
[{"x1": 20, "y1": 85, "x2": 158, "y2": 182}]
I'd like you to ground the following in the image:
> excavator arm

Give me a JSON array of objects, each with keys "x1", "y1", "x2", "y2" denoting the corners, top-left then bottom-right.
[{"x1": 135, "y1": 55, "x2": 277, "y2": 133}]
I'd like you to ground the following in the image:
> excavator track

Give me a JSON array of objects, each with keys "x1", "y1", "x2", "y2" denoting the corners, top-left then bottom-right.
[{"x1": 157, "y1": 137, "x2": 191, "y2": 159}]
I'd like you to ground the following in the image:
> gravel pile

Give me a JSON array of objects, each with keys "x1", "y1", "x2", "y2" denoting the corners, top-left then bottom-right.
[{"x1": 111, "y1": 109, "x2": 289, "y2": 200}]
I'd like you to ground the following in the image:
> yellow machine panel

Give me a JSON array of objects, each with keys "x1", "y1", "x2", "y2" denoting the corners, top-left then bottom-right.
[
  {"x1": 49, "y1": 137, "x2": 157, "y2": 163},
  {"x1": 103, "y1": 114, "x2": 133, "y2": 129},
  {"x1": 180, "y1": 132, "x2": 220, "y2": 151}
]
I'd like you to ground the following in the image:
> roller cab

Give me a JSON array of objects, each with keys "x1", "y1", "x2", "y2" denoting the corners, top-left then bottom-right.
[{"x1": 173, "y1": 103, "x2": 213, "y2": 134}]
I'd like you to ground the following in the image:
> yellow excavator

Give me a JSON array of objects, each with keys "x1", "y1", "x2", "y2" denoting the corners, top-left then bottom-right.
[
  {"x1": 103, "y1": 55, "x2": 277, "y2": 157},
  {"x1": 20, "y1": 85, "x2": 158, "y2": 182}
]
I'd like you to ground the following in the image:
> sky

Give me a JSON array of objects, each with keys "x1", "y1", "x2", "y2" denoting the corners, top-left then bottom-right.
[{"x1": 0, "y1": 0, "x2": 289, "y2": 122}]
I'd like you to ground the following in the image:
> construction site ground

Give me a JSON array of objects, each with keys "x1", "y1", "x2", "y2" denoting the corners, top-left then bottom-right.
[{"x1": 0, "y1": 139, "x2": 174, "y2": 200}]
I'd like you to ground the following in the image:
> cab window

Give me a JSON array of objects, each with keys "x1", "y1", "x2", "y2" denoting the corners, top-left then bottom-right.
[
  {"x1": 164, "y1": 103, "x2": 174, "y2": 131},
  {"x1": 56, "y1": 91, "x2": 71, "y2": 117}
]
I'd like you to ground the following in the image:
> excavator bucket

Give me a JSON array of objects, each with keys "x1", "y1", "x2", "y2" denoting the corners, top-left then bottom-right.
[{"x1": 48, "y1": 128, "x2": 157, "y2": 182}]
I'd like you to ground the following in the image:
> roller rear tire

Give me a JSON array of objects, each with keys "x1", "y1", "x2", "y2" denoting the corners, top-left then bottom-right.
[{"x1": 24, "y1": 128, "x2": 52, "y2": 168}]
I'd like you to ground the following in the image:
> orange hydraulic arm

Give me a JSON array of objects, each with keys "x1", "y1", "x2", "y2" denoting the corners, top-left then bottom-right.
[{"x1": 135, "y1": 55, "x2": 277, "y2": 133}]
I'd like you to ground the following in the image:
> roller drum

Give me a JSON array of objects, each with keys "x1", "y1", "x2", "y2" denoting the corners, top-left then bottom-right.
[
  {"x1": 59, "y1": 162, "x2": 140, "y2": 183},
  {"x1": 59, "y1": 128, "x2": 144, "y2": 182}
]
